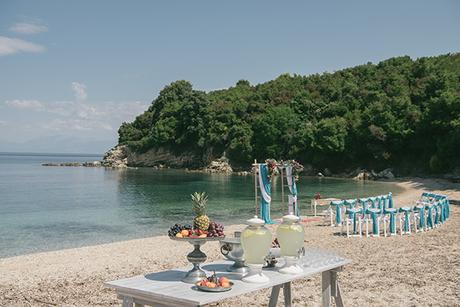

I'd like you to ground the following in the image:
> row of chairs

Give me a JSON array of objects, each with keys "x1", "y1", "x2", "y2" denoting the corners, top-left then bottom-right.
[{"x1": 329, "y1": 192, "x2": 450, "y2": 238}]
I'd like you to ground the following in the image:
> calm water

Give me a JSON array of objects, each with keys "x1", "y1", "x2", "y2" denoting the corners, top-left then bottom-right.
[{"x1": 0, "y1": 153, "x2": 402, "y2": 258}]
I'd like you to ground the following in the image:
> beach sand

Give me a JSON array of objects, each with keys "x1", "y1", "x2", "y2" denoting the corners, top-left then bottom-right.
[{"x1": 1, "y1": 178, "x2": 459, "y2": 306}]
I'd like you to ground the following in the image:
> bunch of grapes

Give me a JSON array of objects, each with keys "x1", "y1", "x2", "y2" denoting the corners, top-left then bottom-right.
[
  {"x1": 168, "y1": 223, "x2": 192, "y2": 237},
  {"x1": 207, "y1": 222, "x2": 224, "y2": 237}
]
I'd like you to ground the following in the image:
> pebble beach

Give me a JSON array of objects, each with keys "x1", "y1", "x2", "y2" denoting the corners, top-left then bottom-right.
[{"x1": 1, "y1": 178, "x2": 459, "y2": 306}]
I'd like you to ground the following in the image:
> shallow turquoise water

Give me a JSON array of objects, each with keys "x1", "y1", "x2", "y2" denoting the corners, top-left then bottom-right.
[{"x1": 0, "y1": 153, "x2": 402, "y2": 258}]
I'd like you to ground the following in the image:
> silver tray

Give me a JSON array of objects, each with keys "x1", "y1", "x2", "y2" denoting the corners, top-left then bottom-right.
[{"x1": 194, "y1": 282, "x2": 234, "y2": 292}]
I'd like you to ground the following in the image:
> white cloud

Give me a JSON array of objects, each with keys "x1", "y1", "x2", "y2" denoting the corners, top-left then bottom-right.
[
  {"x1": 0, "y1": 36, "x2": 45, "y2": 56},
  {"x1": 5, "y1": 99, "x2": 43, "y2": 110},
  {"x1": 10, "y1": 21, "x2": 48, "y2": 35},
  {"x1": 4, "y1": 82, "x2": 149, "y2": 149},
  {"x1": 71, "y1": 82, "x2": 87, "y2": 101}
]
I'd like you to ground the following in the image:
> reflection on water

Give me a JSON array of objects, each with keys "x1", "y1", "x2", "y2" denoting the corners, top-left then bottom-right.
[{"x1": 0, "y1": 154, "x2": 402, "y2": 258}]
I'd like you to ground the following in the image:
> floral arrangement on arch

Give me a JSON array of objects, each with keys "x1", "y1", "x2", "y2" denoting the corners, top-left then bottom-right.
[
  {"x1": 314, "y1": 192, "x2": 321, "y2": 200},
  {"x1": 280, "y1": 159, "x2": 304, "y2": 181},
  {"x1": 265, "y1": 158, "x2": 279, "y2": 180}
]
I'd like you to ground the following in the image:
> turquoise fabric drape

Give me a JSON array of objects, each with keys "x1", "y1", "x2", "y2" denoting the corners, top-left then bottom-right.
[
  {"x1": 445, "y1": 199, "x2": 449, "y2": 219},
  {"x1": 388, "y1": 192, "x2": 393, "y2": 208},
  {"x1": 369, "y1": 197, "x2": 377, "y2": 209},
  {"x1": 359, "y1": 198, "x2": 369, "y2": 218},
  {"x1": 425, "y1": 205, "x2": 434, "y2": 228},
  {"x1": 400, "y1": 207, "x2": 411, "y2": 232},
  {"x1": 434, "y1": 203, "x2": 440, "y2": 225},
  {"x1": 444, "y1": 198, "x2": 450, "y2": 220},
  {"x1": 385, "y1": 208, "x2": 398, "y2": 233},
  {"x1": 331, "y1": 201, "x2": 344, "y2": 225},
  {"x1": 285, "y1": 166, "x2": 299, "y2": 217},
  {"x1": 344, "y1": 199, "x2": 356, "y2": 207},
  {"x1": 378, "y1": 196, "x2": 385, "y2": 217},
  {"x1": 414, "y1": 205, "x2": 425, "y2": 229},
  {"x1": 259, "y1": 164, "x2": 274, "y2": 224},
  {"x1": 439, "y1": 200, "x2": 445, "y2": 223},
  {"x1": 292, "y1": 181, "x2": 299, "y2": 217},
  {"x1": 366, "y1": 208, "x2": 380, "y2": 234},
  {"x1": 346, "y1": 208, "x2": 362, "y2": 233}
]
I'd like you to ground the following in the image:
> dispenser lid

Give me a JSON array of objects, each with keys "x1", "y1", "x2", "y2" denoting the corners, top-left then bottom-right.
[
  {"x1": 246, "y1": 215, "x2": 265, "y2": 226},
  {"x1": 282, "y1": 214, "x2": 300, "y2": 224}
]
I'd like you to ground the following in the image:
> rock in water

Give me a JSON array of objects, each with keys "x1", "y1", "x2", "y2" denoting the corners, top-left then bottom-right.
[
  {"x1": 354, "y1": 170, "x2": 373, "y2": 180},
  {"x1": 376, "y1": 168, "x2": 395, "y2": 179},
  {"x1": 204, "y1": 157, "x2": 233, "y2": 174},
  {"x1": 102, "y1": 145, "x2": 128, "y2": 168}
]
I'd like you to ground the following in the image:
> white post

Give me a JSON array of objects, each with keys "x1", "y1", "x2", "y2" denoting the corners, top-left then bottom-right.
[
  {"x1": 280, "y1": 167, "x2": 285, "y2": 212},
  {"x1": 254, "y1": 159, "x2": 258, "y2": 216}
]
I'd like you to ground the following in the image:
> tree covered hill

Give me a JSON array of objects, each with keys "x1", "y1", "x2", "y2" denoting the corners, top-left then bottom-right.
[{"x1": 117, "y1": 53, "x2": 460, "y2": 175}]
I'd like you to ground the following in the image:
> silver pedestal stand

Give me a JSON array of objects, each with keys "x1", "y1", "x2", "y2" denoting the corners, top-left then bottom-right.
[{"x1": 170, "y1": 236, "x2": 224, "y2": 284}]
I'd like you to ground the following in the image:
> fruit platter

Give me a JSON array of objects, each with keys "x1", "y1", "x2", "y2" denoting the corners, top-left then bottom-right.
[
  {"x1": 168, "y1": 222, "x2": 225, "y2": 239},
  {"x1": 168, "y1": 192, "x2": 226, "y2": 283},
  {"x1": 168, "y1": 192, "x2": 225, "y2": 240},
  {"x1": 195, "y1": 272, "x2": 233, "y2": 293}
]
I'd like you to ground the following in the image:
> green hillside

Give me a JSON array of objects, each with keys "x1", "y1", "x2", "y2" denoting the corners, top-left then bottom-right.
[{"x1": 117, "y1": 53, "x2": 460, "y2": 174}]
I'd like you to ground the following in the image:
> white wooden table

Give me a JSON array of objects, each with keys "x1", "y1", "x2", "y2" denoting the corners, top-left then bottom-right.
[{"x1": 105, "y1": 251, "x2": 350, "y2": 307}]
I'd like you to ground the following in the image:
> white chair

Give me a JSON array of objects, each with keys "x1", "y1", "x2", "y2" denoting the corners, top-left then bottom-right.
[
  {"x1": 345, "y1": 207, "x2": 362, "y2": 238},
  {"x1": 398, "y1": 207, "x2": 412, "y2": 235},
  {"x1": 364, "y1": 208, "x2": 381, "y2": 237},
  {"x1": 382, "y1": 208, "x2": 398, "y2": 237},
  {"x1": 413, "y1": 204, "x2": 426, "y2": 233}
]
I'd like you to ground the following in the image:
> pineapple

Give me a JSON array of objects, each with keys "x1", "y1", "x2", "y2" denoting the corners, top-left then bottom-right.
[{"x1": 191, "y1": 192, "x2": 210, "y2": 231}]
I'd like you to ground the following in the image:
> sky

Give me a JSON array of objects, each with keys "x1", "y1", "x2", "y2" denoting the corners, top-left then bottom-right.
[{"x1": 0, "y1": 1, "x2": 459, "y2": 154}]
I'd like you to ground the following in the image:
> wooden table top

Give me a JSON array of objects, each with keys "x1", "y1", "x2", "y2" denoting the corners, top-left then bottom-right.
[{"x1": 105, "y1": 251, "x2": 351, "y2": 307}]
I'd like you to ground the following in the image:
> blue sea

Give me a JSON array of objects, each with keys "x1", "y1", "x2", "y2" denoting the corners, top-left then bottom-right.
[{"x1": 0, "y1": 153, "x2": 402, "y2": 258}]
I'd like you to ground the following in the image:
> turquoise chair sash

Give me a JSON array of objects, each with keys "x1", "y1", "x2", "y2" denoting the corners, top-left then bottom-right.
[
  {"x1": 369, "y1": 197, "x2": 377, "y2": 209},
  {"x1": 425, "y1": 204, "x2": 434, "y2": 228},
  {"x1": 385, "y1": 208, "x2": 398, "y2": 233},
  {"x1": 399, "y1": 207, "x2": 411, "y2": 232},
  {"x1": 414, "y1": 205, "x2": 425, "y2": 229},
  {"x1": 331, "y1": 200, "x2": 344, "y2": 225},
  {"x1": 434, "y1": 203, "x2": 440, "y2": 224},
  {"x1": 344, "y1": 199, "x2": 357, "y2": 207},
  {"x1": 377, "y1": 196, "x2": 385, "y2": 217},
  {"x1": 366, "y1": 208, "x2": 381, "y2": 234},
  {"x1": 346, "y1": 208, "x2": 362, "y2": 233},
  {"x1": 359, "y1": 198, "x2": 369, "y2": 217}
]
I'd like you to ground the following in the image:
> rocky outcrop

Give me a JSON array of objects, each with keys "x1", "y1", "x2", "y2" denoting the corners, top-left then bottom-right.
[
  {"x1": 102, "y1": 145, "x2": 128, "y2": 168},
  {"x1": 354, "y1": 171, "x2": 373, "y2": 180},
  {"x1": 204, "y1": 157, "x2": 233, "y2": 174},
  {"x1": 235, "y1": 171, "x2": 250, "y2": 176},
  {"x1": 351, "y1": 168, "x2": 395, "y2": 180},
  {"x1": 375, "y1": 168, "x2": 395, "y2": 180},
  {"x1": 42, "y1": 161, "x2": 102, "y2": 167},
  {"x1": 125, "y1": 147, "x2": 203, "y2": 168}
]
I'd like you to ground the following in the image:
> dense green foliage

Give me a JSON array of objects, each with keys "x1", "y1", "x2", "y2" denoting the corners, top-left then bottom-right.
[{"x1": 118, "y1": 53, "x2": 460, "y2": 174}]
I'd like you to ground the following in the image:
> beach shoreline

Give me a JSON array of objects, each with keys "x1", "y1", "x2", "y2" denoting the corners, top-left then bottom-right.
[{"x1": 1, "y1": 178, "x2": 459, "y2": 306}]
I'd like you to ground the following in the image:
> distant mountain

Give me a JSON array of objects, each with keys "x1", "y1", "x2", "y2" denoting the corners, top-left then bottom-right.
[{"x1": 0, "y1": 135, "x2": 112, "y2": 155}]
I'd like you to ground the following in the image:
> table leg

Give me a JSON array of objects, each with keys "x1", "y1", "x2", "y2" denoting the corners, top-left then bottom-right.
[
  {"x1": 323, "y1": 269, "x2": 345, "y2": 307},
  {"x1": 322, "y1": 271, "x2": 331, "y2": 307},
  {"x1": 283, "y1": 282, "x2": 292, "y2": 307},
  {"x1": 334, "y1": 283, "x2": 344, "y2": 307},
  {"x1": 121, "y1": 296, "x2": 133, "y2": 307},
  {"x1": 331, "y1": 270, "x2": 344, "y2": 307},
  {"x1": 268, "y1": 285, "x2": 282, "y2": 307}
]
